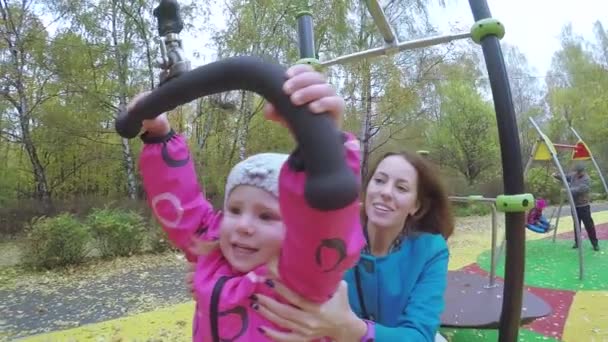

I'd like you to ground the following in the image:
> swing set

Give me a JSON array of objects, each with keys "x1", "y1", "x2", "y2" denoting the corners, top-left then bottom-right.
[
  {"x1": 114, "y1": 0, "x2": 537, "y2": 340},
  {"x1": 524, "y1": 117, "x2": 608, "y2": 280}
]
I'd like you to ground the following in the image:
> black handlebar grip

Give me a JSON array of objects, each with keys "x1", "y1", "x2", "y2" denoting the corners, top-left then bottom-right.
[
  {"x1": 153, "y1": 0, "x2": 184, "y2": 36},
  {"x1": 115, "y1": 56, "x2": 359, "y2": 211}
]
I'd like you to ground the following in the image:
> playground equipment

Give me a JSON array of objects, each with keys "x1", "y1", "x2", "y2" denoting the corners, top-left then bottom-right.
[
  {"x1": 298, "y1": 5, "x2": 535, "y2": 338},
  {"x1": 525, "y1": 117, "x2": 608, "y2": 280},
  {"x1": 450, "y1": 196, "x2": 501, "y2": 287},
  {"x1": 116, "y1": 0, "x2": 534, "y2": 340},
  {"x1": 443, "y1": 196, "x2": 551, "y2": 329}
]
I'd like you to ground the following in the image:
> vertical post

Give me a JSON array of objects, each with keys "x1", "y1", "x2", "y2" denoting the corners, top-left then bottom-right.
[
  {"x1": 468, "y1": 1, "x2": 525, "y2": 341},
  {"x1": 297, "y1": 11, "x2": 315, "y2": 59},
  {"x1": 487, "y1": 203, "x2": 499, "y2": 287},
  {"x1": 295, "y1": 1, "x2": 321, "y2": 70},
  {"x1": 552, "y1": 197, "x2": 564, "y2": 242},
  {"x1": 523, "y1": 141, "x2": 537, "y2": 176}
]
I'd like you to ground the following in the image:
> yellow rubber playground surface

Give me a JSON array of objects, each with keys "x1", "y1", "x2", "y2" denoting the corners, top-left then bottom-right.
[{"x1": 20, "y1": 210, "x2": 608, "y2": 342}]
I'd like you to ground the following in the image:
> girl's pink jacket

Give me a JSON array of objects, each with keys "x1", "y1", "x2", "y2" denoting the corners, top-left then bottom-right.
[{"x1": 138, "y1": 130, "x2": 364, "y2": 341}]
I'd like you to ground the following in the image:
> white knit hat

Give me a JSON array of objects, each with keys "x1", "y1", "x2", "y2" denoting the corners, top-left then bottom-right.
[{"x1": 224, "y1": 153, "x2": 289, "y2": 204}]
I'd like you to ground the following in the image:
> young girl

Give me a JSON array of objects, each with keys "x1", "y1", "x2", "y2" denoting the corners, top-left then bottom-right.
[
  {"x1": 130, "y1": 64, "x2": 365, "y2": 341},
  {"x1": 526, "y1": 198, "x2": 552, "y2": 233}
]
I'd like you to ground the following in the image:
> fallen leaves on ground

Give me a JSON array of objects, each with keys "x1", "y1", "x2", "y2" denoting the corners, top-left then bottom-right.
[{"x1": 0, "y1": 251, "x2": 184, "y2": 291}]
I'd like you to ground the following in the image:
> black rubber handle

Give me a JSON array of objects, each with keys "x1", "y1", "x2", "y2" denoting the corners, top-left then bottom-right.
[
  {"x1": 153, "y1": 0, "x2": 184, "y2": 36},
  {"x1": 115, "y1": 56, "x2": 359, "y2": 211}
]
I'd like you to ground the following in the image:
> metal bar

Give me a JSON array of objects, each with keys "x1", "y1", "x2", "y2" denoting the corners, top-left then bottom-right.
[
  {"x1": 448, "y1": 196, "x2": 499, "y2": 287},
  {"x1": 553, "y1": 143, "x2": 577, "y2": 149},
  {"x1": 552, "y1": 195, "x2": 564, "y2": 243},
  {"x1": 523, "y1": 141, "x2": 537, "y2": 176},
  {"x1": 495, "y1": 234, "x2": 507, "y2": 271},
  {"x1": 448, "y1": 196, "x2": 496, "y2": 203},
  {"x1": 364, "y1": 0, "x2": 398, "y2": 44},
  {"x1": 530, "y1": 118, "x2": 583, "y2": 279},
  {"x1": 488, "y1": 204, "x2": 499, "y2": 287},
  {"x1": 570, "y1": 126, "x2": 608, "y2": 196},
  {"x1": 296, "y1": 11, "x2": 316, "y2": 59},
  {"x1": 468, "y1": 1, "x2": 526, "y2": 340},
  {"x1": 320, "y1": 32, "x2": 470, "y2": 67}
]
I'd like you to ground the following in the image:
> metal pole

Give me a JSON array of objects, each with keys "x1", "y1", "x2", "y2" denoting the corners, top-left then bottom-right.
[
  {"x1": 448, "y1": 196, "x2": 499, "y2": 287},
  {"x1": 495, "y1": 234, "x2": 507, "y2": 272},
  {"x1": 448, "y1": 196, "x2": 496, "y2": 203},
  {"x1": 320, "y1": 32, "x2": 470, "y2": 67},
  {"x1": 468, "y1": 1, "x2": 527, "y2": 340},
  {"x1": 523, "y1": 141, "x2": 537, "y2": 176},
  {"x1": 529, "y1": 118, "x2": 583, "y2": 280},
  {"x1": 570, "y1": 126, "x2": 608, "y2": 197},
  {"x1": 552, "y1": 195, "x2": 564, "y2": 243},
  {"x1": 364, "y1": 0, "x2": 398, "y2": 44},
  {"x1": 487, "y1": 203, "x2": 499, "y2": 288}
]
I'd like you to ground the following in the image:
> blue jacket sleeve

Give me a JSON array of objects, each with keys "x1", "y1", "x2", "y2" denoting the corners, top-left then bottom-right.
[{"x1": 375, "y1": 246, "x2": 449, "y2": 341}]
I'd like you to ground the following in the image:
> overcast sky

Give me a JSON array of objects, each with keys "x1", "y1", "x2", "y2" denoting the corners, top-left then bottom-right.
[
  {"x1": 429, "y1": 0, "x2": 607, "y2": 77},
  {"x1": 183, "y1": 0, "x2": 607, "y2": 85}
]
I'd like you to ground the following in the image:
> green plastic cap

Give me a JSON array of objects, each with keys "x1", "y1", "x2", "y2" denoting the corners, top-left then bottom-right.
[
  {"x1": 470, "y1": 18, "x2": 506, "y2": 44},
  {"x1": 495, "y1": 193, "x2": 535, "y2": 213},
  {"x1": 295, "y1": 58, "x2": 323, "y2": 72}
]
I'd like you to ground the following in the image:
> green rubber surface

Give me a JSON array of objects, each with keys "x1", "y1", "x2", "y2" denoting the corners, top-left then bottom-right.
[
  {"x1": 477, "y1": 239, "x2": 608, "y2": 290},
  {"x1": 440, "y1": 327, "x2": 559, "y2": 341}
]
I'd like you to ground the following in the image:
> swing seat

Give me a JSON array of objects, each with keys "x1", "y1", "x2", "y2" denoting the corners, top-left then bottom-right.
[{"x1": 526, "y1": 223, "x2": 551, "y2": 233}]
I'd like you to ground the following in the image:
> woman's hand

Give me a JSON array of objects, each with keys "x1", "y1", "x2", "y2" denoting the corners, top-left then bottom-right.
[
  {"x1": 126, "y1": 91, "x2": 171, "y2": 137},
  {"x1": 264, "y1": 64, "x2": 344, "y2": 129},
  {"x1": 253, "y1": 280, "x2": 365, "y2": 341}
]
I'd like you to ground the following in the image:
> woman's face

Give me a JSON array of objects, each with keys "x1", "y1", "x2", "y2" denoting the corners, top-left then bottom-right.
[{"x1": 365, "y1": 155, "x2": 420, "y2": 230}]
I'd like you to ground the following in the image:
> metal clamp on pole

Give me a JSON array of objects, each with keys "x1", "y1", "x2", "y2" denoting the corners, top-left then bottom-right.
[{"x1": 153, "y1": 0, "x2": 191, "y2": 85}]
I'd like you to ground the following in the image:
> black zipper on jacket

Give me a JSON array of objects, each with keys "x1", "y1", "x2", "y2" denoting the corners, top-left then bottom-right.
[
  {"x1": 210, "y1": 276, "x2": 232, "y2": 342},
  {"x1": 354, "y1": 265, "x2": 371, "y2": 320}
]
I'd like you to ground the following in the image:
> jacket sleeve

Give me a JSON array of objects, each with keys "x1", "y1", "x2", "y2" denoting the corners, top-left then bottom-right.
[
  {"x1": 570, "y1": 176, "x2": 590, "y2": 196},
  {"x1": 375, "y1": 246, "x2": 449, "y2": 341},
  {"x1": 139, "y1": 130, "x2": 221, "y2": 262},
  {"x1": 553, "y1": 173, "x2": 572, "y2": 183},
  {"x1": 277, "y1": 132, "x2": 365, "y2": 303}
]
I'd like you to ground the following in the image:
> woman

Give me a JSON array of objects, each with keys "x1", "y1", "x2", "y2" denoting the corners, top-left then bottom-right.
[{"x1": 251, "y1": 151, "x2": 455, "y2": 341}]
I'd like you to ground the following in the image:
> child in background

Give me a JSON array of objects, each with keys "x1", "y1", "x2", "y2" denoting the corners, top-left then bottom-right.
[
  {"x1": 129, "y1": 64, "x2": 365, "y2": 341},
  {"x1": 526, "y1": 198, "x2": 552, "y2": 233}
]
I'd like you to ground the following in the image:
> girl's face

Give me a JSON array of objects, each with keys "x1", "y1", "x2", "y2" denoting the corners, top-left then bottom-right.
[
  {"x1": 365, "y1": 155, "x2": 420, "y2": 230},
  {"x1": 219, "y1": 185, "x2": 285, "y2": 273}
]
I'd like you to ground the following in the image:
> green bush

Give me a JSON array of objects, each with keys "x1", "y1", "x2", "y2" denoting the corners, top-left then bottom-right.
[
  {"x1": 147, "y1": 216, "x2": 176, "y2": 254},
  {"x1": 87, "y1": 208, "x2": 146, "y2": 258},
  {"x1": 453, "y1": 203, "x2": 493, "y2": 217},
  {"x1": 23, "y1": 213, "x2": 91, "y2": 269},
  {"x1": 525, "y1": 167, "x2": 561, "y2": 204}
]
